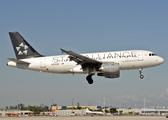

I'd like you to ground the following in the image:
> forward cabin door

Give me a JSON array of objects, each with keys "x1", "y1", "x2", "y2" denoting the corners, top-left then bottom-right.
[{"x1": 138, "y1": 52, "x2": 143, "y2": 61}]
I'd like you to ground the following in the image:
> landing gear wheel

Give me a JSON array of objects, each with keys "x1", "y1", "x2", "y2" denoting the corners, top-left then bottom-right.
[
  {"x1": 140, "y1": 75, "x2": 144, "y2": 79},
  {"x1": 139, "y1": 69, "x2": 144, "y2": 79},
  {"x1": 86, "y1": 75, "x2": 93, "y2": 84}
]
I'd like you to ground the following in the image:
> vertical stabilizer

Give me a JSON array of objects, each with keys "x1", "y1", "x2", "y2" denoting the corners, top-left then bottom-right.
[{"x1": 9, "y1": 32, "x2": 43, "y2": 59}]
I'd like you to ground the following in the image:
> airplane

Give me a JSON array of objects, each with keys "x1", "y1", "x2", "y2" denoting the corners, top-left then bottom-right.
[
  {"x1": 7, "y1": 32, "x2": 164, "y2": 84},
  {"x1": 85, "y1": 108, "x2": 104, "y2": 115}
]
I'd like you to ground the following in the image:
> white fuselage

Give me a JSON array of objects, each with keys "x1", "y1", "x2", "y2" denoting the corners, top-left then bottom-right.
[{"x1": 7, "y1": 50, "x2": 164, "y2": 74}]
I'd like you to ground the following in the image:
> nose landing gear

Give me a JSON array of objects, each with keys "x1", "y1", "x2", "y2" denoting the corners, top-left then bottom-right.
[{"x1": 139, "y1": 69, "x2": 144, "y2": 79}]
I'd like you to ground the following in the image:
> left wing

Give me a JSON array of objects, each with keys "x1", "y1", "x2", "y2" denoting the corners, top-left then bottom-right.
[{"x1": 60, "y1": 49, "x2": 102, "y2": 69}]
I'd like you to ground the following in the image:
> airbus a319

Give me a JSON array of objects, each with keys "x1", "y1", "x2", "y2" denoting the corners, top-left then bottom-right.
[{"x1": 7, "y1": 32, "x2": 164, "y2": 84}]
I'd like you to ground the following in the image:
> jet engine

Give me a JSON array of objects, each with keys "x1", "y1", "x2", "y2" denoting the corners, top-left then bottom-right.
[{"x1": 98, "y1": 62, "x2": 120, "y2": 78}]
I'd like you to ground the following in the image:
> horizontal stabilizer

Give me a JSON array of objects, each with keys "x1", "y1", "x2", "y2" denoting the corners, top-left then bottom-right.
[{"x1": 8, "y1": 58, "x2": 30, "y2": 64}]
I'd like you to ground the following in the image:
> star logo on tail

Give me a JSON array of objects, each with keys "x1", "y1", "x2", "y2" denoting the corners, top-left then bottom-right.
[{"x1": 16, "y1": 42, "x2": 29, "y2": 55}]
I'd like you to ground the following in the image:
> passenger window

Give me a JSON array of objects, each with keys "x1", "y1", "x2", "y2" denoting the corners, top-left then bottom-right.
[{"x1": 149, "y1": 53, "x2": 151, "y2": 56}]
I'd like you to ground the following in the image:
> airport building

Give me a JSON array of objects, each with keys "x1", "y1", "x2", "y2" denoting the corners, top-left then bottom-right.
[
  {"x1": 117, "y1": 108, "x2": 142, "y2": 115},
  {"x1": 0, "y1": 109, "x2": 33, "y2": 117},
  {"x1": 141, "y1": 107, "x2": 168, "y2": 115},
  {"x1": 41, "y1": 109, "x2": 86, "y2": 116},
  {"x1": 41, "y1": 108, "x2": 104, "y2": 116},
  {"x1": 117, "y1": 106, "x2": 168, "y2": 115}
]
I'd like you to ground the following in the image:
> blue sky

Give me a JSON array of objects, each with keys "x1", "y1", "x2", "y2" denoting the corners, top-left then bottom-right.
[{"x1": 0, "y1": 0, "x2": 168, "y2": 108}]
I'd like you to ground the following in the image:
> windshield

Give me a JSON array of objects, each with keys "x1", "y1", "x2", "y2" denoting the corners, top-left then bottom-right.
[{"x1": 149, "y1": 53, "x2": 157, "y2": 56}]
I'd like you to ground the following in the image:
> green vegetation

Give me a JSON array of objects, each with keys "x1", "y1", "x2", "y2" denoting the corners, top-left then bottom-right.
[
  {"x1": 105, "y1": 109, "x2": 109, "y2": 113},
  {"x1": 128, "y1": 111, "x2": 133, "y2": 115},
  {"x1": 119, "y1": 110, "x2": 123, "y2": 115},
  {"x1": 134, "y1": 112, "x2": 140, "y2": 115},
  {"x1": 7, "y1": 103, "x2": 49, "y2": 114},
  {"x1": 110, "y1": 108, "x2": 117, "y2": 114}
]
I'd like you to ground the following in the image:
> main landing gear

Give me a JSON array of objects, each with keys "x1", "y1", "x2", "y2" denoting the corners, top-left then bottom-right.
[
  {"x1": 86, "y1": 74, "x2": 94, "y2": 84},
  {"x1": 139, "y1": 69, "x2": 144, "y2": 79}
]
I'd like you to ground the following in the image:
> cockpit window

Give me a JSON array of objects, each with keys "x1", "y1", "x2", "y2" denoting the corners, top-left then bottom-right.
[{"x1": 149, "y1": 53, "x2": 157, "y2": 56}]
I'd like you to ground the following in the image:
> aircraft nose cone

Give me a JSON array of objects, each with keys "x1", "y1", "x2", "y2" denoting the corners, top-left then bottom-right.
[
  {"x1": 160, "y1": 57, "x2": 164, "y2": 64},
  {"x1": 158, "y1": 57, "x2": 164, "y2": 65}
]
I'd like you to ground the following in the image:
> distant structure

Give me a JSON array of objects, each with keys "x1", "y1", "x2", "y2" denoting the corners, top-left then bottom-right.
[
  {"x1": 117, "y1": 106, "x2": 168, "y2": 115},
  {"x1": 41, "y1": 109, "x2": 87, "y2": 116},
  {"x1": 0, "y1": 109, "x2": 32, "y2": 117}
]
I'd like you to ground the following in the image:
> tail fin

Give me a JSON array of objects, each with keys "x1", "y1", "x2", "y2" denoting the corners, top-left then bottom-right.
[
  {"x1": 9, "y1": 32, "x2": 43, "y2": 59},
  {"x1": 86, "y1": 108, "x2": 90, "y2": 112}
]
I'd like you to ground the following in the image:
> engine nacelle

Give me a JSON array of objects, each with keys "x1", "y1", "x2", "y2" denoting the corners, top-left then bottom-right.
[{"x1": 99, "y1": 62, "x2": 120, "y2": 78}]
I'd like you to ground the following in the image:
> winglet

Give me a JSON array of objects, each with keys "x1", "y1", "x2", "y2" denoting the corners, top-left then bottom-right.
[{"x1": 60, "y1": 48, "x2": 66, "y2": 54}]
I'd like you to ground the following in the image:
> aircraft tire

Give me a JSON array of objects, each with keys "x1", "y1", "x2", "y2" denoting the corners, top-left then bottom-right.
[
  {"x1": 140, "y1": 75, "x2": 144, "y2": 79},
  {"x1": 86, "y1": 75, "x2": 93, "y2": 84}
]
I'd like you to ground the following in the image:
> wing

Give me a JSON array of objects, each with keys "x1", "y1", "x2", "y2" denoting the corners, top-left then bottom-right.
[{"x1": 60, "y1": 49, "x2": 102, "y2": 69}]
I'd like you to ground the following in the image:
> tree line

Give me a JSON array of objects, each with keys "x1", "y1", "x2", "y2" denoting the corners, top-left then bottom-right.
[{"x1": 6, "y1": 103, "x2": 49, "y2": 114}]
